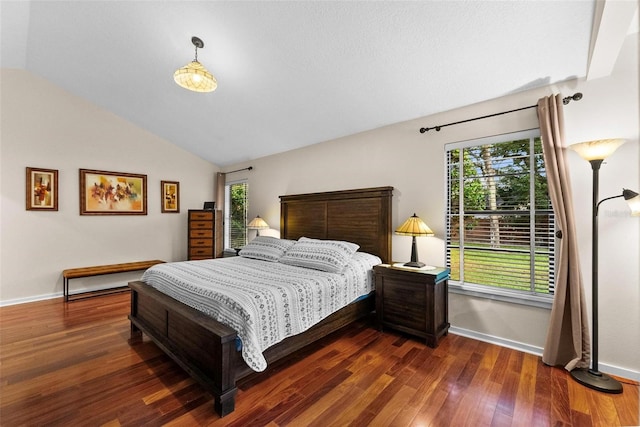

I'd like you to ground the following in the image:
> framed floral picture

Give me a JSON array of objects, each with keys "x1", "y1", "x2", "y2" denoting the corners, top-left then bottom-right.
[
  {"x1": 26, "y1": 167, "x2": 58, "y2": 211},
  {"x1": 79, "y1": 169, "x2": 147, "y2": 215},
  {"x1": 161, "y1": 180, "x2": 180, "y2": 213}
]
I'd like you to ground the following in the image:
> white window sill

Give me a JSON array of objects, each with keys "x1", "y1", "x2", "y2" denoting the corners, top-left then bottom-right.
[{"x1": 449, "y1": 281, "x2": 553, "y2": 309}]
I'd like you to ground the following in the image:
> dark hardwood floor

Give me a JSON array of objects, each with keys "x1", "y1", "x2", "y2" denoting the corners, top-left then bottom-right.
[{"x1": 0, "y1": 292, "x2": 637, "y2": 426}]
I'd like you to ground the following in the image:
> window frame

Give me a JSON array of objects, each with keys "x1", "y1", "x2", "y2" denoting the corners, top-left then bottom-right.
[
  {"x1": 224, "y1": 179, "x2": 248, "y2": 250},
  {"x1": 444, "y1": 129, "x2": 554, "y2": 309}
]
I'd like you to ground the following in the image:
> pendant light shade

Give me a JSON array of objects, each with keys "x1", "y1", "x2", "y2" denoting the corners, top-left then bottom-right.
[{"x1": 174, "y1": 36, "x2": 217, "y2": 93}]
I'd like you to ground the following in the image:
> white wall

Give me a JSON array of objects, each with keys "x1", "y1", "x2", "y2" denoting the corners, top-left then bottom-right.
[
  {"x1": 0, "y1": 69, "x2": 220, "y2": 304},
  {"x1": 225, "y1": 34, "x2": 639, "y2": 378}
]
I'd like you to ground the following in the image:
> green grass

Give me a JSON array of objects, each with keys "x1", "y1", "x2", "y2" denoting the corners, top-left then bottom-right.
[{"x1": 448, "y1": 247, "x2": 552, "y2": 293}]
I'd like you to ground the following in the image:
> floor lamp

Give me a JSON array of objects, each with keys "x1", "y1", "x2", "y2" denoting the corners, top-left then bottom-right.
[{"x1": 569, "y1": 139, "x2": 640, "y2": 394}]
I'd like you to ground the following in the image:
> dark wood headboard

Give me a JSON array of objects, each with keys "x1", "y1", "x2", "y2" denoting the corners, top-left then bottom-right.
[{"x1": 280, "y1": 186, "x2": 393, "y2": 263}]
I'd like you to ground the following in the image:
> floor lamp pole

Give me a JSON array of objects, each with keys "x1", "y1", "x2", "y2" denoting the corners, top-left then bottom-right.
[{"x1": 569, "y1": 159, "x2": 623, "y2": 393}]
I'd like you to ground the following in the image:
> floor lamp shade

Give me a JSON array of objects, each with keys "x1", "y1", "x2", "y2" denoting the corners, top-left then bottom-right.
[{"x1": 623, "y1": 189, "x2": 640, "y2": 216}]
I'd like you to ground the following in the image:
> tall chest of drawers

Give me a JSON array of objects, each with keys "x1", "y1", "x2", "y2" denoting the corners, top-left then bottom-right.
[{"x1": 188, "y1": 209, "x2": 223, "y2": 260}]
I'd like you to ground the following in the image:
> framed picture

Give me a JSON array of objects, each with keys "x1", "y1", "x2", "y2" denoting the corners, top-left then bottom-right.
[
  {"x1": 26, "y1": 167, "x2": 58, "y2": 211},
  {"x1": 161, "y1": 180, "x2": 180, "y2": 213},
  {"x1": 79, "y1": 169, "x2": 147, "y2": 215}
]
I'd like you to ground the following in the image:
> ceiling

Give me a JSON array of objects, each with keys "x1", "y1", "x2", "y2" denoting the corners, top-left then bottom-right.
[{"x1": 2, "y1": 1, "x2": 638, "y2": 167}]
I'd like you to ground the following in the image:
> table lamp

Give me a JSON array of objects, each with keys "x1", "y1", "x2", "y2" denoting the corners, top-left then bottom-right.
[{"x1": 395, "y1": 213, "x2": 434, "y2": 268}]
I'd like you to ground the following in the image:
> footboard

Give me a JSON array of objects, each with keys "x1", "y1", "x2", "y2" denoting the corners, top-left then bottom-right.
[
  {"x1": 129, "y1": 280, "x2": 376, "y2": 416},
  {"x1": 128, "y1": 281, "x2": 239, "y2": 416}
]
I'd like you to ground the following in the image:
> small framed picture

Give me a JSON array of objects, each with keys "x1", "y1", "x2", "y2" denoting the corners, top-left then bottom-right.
[
  {"x1": 79, "y1": 169, "x2": 147, "y2": 215},
  {"x1": 161, "y1": 181, "x2": 180, "y2": 213},
  {"x1": 26, "y1": 167, "x2": 58, "y2": 211}
]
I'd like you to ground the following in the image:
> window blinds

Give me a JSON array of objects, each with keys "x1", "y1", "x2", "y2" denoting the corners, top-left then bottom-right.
[{"x1": 446, "y1": 130, "x2": 556, "y2": 295}]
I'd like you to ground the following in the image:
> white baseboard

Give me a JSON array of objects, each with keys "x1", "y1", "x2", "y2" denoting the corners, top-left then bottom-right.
[
  {"x1": 0, "y1": 283, "x2": 129, "y2": 307},
  {"x1": 449, "y1": 326, "x2": 640, "y2": 382},
  {"x1": 0, "y1": 292, "x2": 62, "y2": 307}
]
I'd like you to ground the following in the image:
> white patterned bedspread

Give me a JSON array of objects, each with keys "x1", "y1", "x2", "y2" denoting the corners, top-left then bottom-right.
[{"x1": 141, "y1": 252, "x2": 381, "y2": 372}]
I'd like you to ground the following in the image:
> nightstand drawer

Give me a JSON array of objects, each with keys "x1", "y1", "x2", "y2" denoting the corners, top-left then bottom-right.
[
  {"x1": 378, "y1": 279, "x2": 427, "y2": 333},
  {"x1": 381, "y1": 301, "x2": 425, "y2": 331},
  {"x1": 381, "y1": 281, "x2": 426, "y2": 304}
]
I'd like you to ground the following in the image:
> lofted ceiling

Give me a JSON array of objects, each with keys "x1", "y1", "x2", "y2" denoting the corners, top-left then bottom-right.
[{"x1": 1, "y1": 1, "x2": 638, "y2": 166}]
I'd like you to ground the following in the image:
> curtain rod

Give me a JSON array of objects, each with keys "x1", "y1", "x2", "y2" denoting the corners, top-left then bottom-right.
[
  {"x1": 224, "y1": 166, "x2": 253, "y2": 174},
  {"x1": 419, "y1": 92, "x2": 583, "y2": 133}
]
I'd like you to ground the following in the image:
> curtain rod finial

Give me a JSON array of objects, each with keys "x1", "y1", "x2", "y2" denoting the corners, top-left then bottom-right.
[
  {"x1": 563, "y1": 92, "x2": 583, "y2": 105},
  {"x1": 419, "y1": 126, "x2": 441, "y2": 133}
]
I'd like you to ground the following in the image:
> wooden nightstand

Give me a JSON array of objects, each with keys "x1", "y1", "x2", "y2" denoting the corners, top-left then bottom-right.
[{"x1": 374, "y1": 264, "x2": 450, "y2": 348}]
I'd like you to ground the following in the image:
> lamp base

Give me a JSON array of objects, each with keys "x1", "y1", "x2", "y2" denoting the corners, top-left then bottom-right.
[
  {"x1": 403, "y1": 261, "x2": 425, "y2": 268},
  {"x1": 570, "y1": 368, "x2": 623, "y2": 394}
]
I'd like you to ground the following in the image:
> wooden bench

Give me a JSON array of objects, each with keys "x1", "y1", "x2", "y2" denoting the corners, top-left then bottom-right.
[{"x1": 63, "y1": 260, "x2": 165, "y2": 302}]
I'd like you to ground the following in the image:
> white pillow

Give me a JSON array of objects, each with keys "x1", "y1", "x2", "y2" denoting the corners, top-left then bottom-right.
[
  {"x1": 278, "y1": 237, "x2": 360, "y2": 273},
  {"x1": 239, "y1": 236, "x2": 296, "y2": 262}
]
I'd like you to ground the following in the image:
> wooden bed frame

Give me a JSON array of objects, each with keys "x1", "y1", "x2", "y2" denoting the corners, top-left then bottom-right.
[{"x1": 128, "y1": 186, "x2": 393, "y2": 416}]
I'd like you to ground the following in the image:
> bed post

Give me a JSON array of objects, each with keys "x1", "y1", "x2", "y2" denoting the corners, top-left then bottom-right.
[
  {"x1": 215, "y1": 387, "x2": 237, "y2": 417},
  {"x1": 129, "y1": 288, "x2": 142, "y2": 338},
  {"x1": 128, "y1": 280, "x2": 240, "y2": 418}
]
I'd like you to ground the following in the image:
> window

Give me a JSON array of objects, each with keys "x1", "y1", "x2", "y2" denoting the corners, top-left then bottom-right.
[
  {"x1": 445, "y1": 129, "x2": 555, "y2": 306},
  {"x1": 224, "y1": 180, "x2": 248, "y2": 249}
]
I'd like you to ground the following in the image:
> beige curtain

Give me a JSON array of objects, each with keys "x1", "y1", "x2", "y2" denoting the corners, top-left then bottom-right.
[
  {"x1": 216, "y1": 172, "x2": 226, "y2": 216},
  {"x1": 537, "y1": 94, "x2": 590, "y2": 371}
]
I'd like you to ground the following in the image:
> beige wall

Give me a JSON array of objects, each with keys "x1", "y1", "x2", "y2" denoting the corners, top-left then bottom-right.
[
  {"x1": 0, "y1": 69, "x2": 219, "y2": 303},
  {"x1": 225, "y1": 34, "x2": 639, "y2": 378},
  {"x1": 1, "y1": 34, "x2": 637, "y2": 379}
]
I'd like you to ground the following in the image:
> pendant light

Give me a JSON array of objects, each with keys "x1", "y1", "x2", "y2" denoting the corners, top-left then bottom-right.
[{"x1": 174, "y1": 36, "x2": 217, "y2": 93}]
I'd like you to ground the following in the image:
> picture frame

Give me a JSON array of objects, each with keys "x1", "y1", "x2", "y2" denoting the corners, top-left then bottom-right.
[
  {"x1": 161, "y1": 180, "x2": 180, "y2": 213},
  {"x1": 26, "y1": 167, "x2": 58, "y2": 211},
  {"x1": 79, "y1": 169, "x2": 147, "y2": 215}
]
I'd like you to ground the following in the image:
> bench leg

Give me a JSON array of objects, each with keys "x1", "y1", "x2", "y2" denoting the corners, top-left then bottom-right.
[{"x1": 64, "y1": 278, "x2": 69, "y2": 302}]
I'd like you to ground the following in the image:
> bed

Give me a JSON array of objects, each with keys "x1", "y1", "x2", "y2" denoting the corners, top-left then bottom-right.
[{"x1": 128, "y1": 186, "x2": 393, "y2": 416}]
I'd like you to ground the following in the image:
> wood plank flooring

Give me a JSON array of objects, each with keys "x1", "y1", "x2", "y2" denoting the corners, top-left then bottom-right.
[{"x1": 1, "y1": 293, "x2": 637, "y2": 426}]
